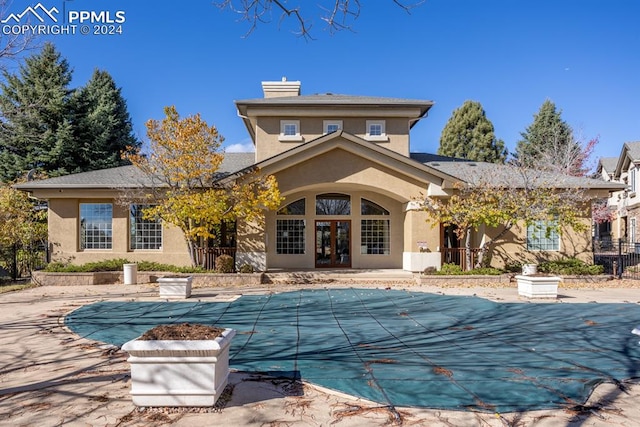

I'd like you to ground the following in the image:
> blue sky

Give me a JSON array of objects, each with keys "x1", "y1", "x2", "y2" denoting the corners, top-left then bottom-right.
[{"x1": 2, "y1": 0, "x2": 638, "y2": 163}]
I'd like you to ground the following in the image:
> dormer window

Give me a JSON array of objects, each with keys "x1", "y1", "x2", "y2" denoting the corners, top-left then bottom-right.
[
  {"x1": 365, "y1": 120, "x2": 388, "y2": 141},
  {"x1": 279, "y1": 120, "x2": 302, "y2": 141},
  {"x1": 323, "y1": 120, "x2": 342, "y2": 134}
]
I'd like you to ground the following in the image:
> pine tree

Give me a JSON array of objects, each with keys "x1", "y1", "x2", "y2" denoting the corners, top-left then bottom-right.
[
  {"x1": 514, "y1": 100, "x2": 575, "y2": 168},
  {"x1": 0, "y1": 42, "x2": 73, "y2": 181},
  {"x1": 69, "y1": 69, "x2": 140, "y2": 172},
  {"x1": 437, "y1": 100, "x2": 507, "y2": 163}
]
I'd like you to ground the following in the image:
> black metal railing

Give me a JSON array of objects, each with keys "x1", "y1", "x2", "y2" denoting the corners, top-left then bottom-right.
[
  {"x1": 0, "y1": 242, "x2": 49, "y2": 280},
  {"x1": 593, "y1": 238, "x2": 640, "y2": 279}
]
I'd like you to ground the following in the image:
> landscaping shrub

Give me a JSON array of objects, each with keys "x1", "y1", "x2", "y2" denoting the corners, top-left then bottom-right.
[
  {"x1": 432, "y1": 263, "x2": 503, "y2": 275},
  {"x1": 538, "y1": 258, "x2": 604, "y2": 275},
  {"x1": 438, "y1": 263, "x2": 464, "y2": 275},
  {"x1": 44, "y1": 259, "x2": 205, "y2": 273},
  {"x1": 215, "y1": 254, "x2": 235, "y2": 273},
  {"x1": 238, "y1": 264, "x2": 254, "y2": 273}
]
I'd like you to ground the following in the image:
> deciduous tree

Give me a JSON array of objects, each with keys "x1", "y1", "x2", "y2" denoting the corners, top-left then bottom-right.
[
  {"x1": 419, "y1": 164, "x2": 591, "y2": 270},
  {"x1": 0, "y1": 182, "x2": 47, "y2": 278},
  {"x1": 215, "y1": 0, "x2": 424, "y2": 38},
  {"x1": 438, "y1": 100, "x2": 507, "y2": 163},
  {"x1": 124, "y1": 106, "x2": 283, "y2": 267}
]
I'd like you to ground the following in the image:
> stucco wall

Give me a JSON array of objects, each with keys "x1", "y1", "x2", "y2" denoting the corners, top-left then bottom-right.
[
  {"x1": 476, "y1": 217, "x2": 594, "y2": 269},
  {"x1": 47, "y1": 198, "x2": 192, "y2": 266},
  {"x1": 254, "y1": 117, "x2": 410, "y2": 161}
]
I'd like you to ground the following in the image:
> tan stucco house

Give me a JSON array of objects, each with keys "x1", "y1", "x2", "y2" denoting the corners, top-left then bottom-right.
[{"x1": 16, "y1": 79, "x2": 623, "y2": 271}]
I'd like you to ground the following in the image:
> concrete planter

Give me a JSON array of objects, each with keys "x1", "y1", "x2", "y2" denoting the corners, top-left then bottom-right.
[
  {"x1": 121, "y1": 328, "x2": 236, "y2": 407},
  {"x1": 158, "y1": 276, "x2": 192, "y2": 299},
  {"x1": 515, "y1": 274, "x2": 561, "y2": 298}
]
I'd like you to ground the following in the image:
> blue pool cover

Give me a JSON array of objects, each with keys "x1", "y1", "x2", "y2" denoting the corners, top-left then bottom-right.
[{"x1": 65, "y1": 288, "x2": 640, "y2": 412}]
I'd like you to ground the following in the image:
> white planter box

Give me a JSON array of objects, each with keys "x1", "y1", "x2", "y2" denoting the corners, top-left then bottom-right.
[
  {"x1": 158, "y1": 276, "x2": 192, "y2": 299},
  {"x1": 121, "y1": 328, "x2": 236, "y2": 407},
  {"x1": 516, "y1": 275, "x2": 560, "y2": 298}
]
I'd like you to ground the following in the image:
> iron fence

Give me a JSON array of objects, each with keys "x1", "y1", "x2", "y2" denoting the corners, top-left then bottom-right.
[
  {"x1": 0, "y1": 242, "x2": 49, "y2": 280},
  {"x1": 593, "y1": 238, "x2": 640, "y2": 279}
]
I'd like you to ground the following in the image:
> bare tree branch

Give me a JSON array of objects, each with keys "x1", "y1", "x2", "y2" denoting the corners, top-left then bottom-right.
[{"x1": 214, "y1": 0, "x2": 424, "y2": 39}]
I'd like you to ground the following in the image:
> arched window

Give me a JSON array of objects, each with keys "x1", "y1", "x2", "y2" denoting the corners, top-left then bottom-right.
[
  {"x1": 277, "y1": 198, "x2": 306, "y2": 215},
  {"x1": 361, "y1": 199, "x2": 389, "y2": 215},
  {"x1": 316, "y1": 193, "x2": 351, "y2": 215}
]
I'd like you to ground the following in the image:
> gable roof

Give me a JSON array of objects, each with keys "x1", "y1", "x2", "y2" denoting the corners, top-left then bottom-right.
[
  {"x1": 597, "y1": 157, "x2": 618, "y2": 178},
  {"x1": 223, "y1": 130, "x2": 448, "y2": 186},
  {"x1": 614, "y1": 141, "x2": 640, "y2": 178}
]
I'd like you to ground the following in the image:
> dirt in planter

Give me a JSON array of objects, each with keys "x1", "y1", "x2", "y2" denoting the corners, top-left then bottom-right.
[{"x1": 138, "y1": 323, "x2": 225, "y2": 340}]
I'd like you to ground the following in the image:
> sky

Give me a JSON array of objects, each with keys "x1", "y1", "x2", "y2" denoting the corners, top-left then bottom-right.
[{"x1": 1, "y1": 0, "x2": 638, "y2": 164}]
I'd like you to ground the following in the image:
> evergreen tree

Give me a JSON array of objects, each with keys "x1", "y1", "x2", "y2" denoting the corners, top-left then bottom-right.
[
  {"x1": 69, "y1": 69, "x2": 140, "y2": 172},
  {"x1": 514, "y1": 100, "x2": 575, "y2": 167},
  {"x1": 0, "y1": 42, "x2": 73, "y2": 181},
  {"x1": 437, "y1": 100, "x2": 507, "y2": 163}
]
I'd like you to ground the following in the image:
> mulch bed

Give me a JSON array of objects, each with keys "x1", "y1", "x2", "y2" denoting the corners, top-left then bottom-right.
[{"x1": 138, "y1": 323, "x2": 225, "y2": 340}]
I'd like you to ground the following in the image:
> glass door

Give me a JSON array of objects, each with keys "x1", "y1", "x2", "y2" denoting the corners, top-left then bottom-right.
[{"x1": 315, "y1": 220, "x2": 351, "y2": 268}]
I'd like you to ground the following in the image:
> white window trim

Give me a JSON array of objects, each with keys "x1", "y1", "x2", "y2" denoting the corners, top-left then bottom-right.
[
  {"x1": 323, "y1": 120, "x2": 343, "y2": 134},
  {"x1": 630, "y1": 167, "x2": 636, "y2": 194},
  {"x1": 279, "y1": 120, "x2": 303, "y2": 142},
  {"x1": 365, "y1": 120, "x2": 388, "y2": 142}
]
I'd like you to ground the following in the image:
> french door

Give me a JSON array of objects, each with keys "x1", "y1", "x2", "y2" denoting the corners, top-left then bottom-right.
[{"x1": 315, "y1": 220, "x2": 351, "y2": 268}]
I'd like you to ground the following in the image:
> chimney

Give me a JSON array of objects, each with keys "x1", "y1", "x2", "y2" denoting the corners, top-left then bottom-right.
[{"x1": 261, "y1": 77, "x2": 301, "y2": 98}]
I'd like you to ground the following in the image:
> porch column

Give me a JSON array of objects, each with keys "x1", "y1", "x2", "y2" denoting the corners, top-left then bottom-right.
[{"x1": 402, "y1": 202, "x2": 441, "y2": 272}]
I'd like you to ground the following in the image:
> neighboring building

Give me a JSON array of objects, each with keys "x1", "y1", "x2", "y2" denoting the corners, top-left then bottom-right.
[
  {"x1": 16, "y1": 79, "x2": 624, "y2": 271},
  {"x1": 597, "y1": 142, "x2": 640, "y2": 243}
]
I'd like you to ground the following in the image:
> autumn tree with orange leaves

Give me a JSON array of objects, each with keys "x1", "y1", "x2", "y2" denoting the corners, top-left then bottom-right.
[{"x1": 124, "y1": 106, "x2": 282, "y2": 268}]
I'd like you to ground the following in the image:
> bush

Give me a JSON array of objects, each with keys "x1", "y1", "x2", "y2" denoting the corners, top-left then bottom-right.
[
  {"x1": 215, "y1": 254, "x2": 235, "y2": 273},
  {"x1": 433, "y1": 263, "x2": 503, "y2": 275},
  {"x1": 438, "y1": 263, "x2": 464, "y2": 275},
  {"x1": 238, "y1": 264, "x2": 254, "y2": 273},
  {"x1": 44, "y1": 259, "x2": 205, "y2": 273},
  {"x1": 538, "y1": 258, "x2": 604, "y2": 275}
]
